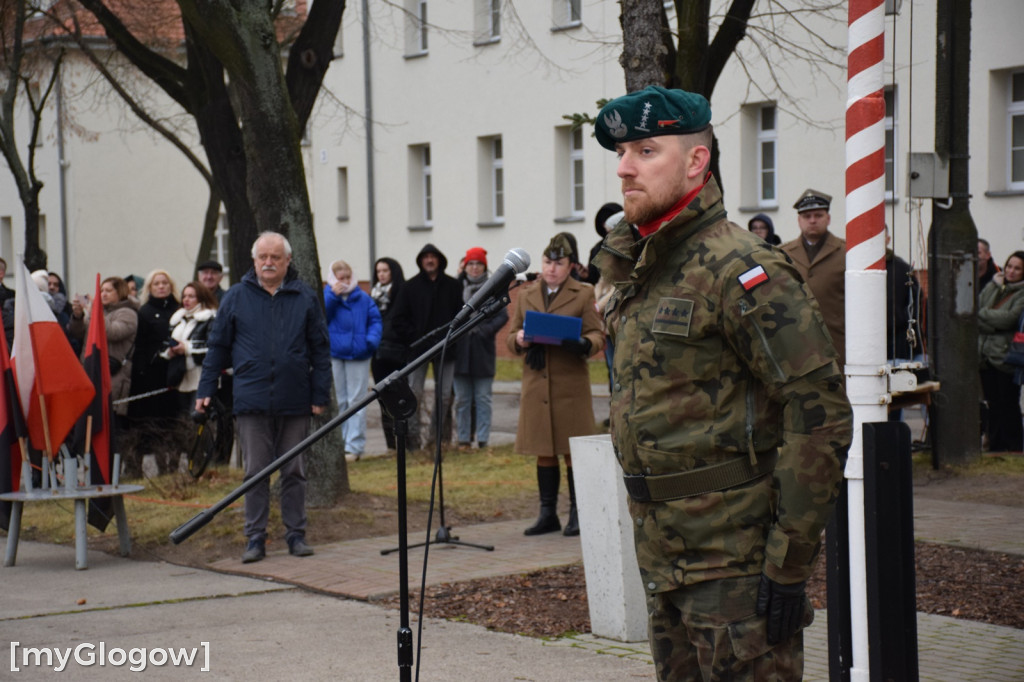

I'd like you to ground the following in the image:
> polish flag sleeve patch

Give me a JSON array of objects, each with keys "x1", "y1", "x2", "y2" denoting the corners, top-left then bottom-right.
[{"x1": 738, "y1": 265, "x2": 769, "y2": 291}]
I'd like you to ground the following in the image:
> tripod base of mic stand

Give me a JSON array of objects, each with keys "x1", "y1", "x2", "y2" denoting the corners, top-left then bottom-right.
[{"x1": 381, "y1": 524, "x2": 494, "y2": 555}]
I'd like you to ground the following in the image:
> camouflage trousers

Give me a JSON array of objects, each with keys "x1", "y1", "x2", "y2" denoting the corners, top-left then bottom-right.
[{"x1": 646, "y1": 575, "x2": 811, "y2": 681}]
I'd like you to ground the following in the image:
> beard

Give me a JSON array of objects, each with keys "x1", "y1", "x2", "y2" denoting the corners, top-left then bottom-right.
[{"x1": 623, "y1": 191, "x2": 677, "y2": 226}]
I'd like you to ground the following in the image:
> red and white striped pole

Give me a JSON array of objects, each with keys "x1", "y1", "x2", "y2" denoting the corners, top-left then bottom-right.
[{"x1": 845, "y1": 0, "x2": 888, "y2": 679}]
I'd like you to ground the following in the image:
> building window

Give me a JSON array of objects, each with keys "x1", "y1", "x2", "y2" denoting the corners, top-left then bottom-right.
[
  {"x1": 884, "y1": 87, "x2": 898, "y2": 200},
  {"x1": 409, "y1": 144, "x2": 433, "y2": 228},
  {"x1": 405, "y1": 0, "x2": 428, "y2": 56},
  {"x1": 757, "y1": 104, "x2": 777, "y2": 206},
  {"x1": 333, "y1": 18, "x2": 344, "y2": 57},
  {"x1": 552, "y1": 0, "x2": 580, "y2": 30},
  {"x1": 493, "y1": 137, "x2": 505, "y2": 220},
  {"x1": 570, "y1": 127, "x2": 585, "y2": 215},
  {"x1": 337, "y1": 167, "x2": 349, "y2": 221},
  {"x1": 206, "y1": 215, "x2": 232, "y2": 280},
  {"x1": 475, "y1": 0, "x2": 500, "y2": 43},
  {"x1": 477, "y1": 135, "x2": 505, "y2": 225},
  {"x1": 1010, "y1": 70, "x2": 1024, "y2": 189},
  {"x1": 1, "y1": 217, "x2": 13, "y2": 271},
  {"x1": 554, "y1": 126, "x2": 585, "y2": 220}
]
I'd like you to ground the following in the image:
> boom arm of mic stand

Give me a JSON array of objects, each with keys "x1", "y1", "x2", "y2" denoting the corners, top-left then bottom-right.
[{"x1": 169, "y1": 292, "x2": 513, "y2": 545}]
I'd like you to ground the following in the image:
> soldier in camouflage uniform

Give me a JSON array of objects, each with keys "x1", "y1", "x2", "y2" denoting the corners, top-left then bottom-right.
[{"x1": 592, "y1": 86, "x2": 852, "y2": 681}]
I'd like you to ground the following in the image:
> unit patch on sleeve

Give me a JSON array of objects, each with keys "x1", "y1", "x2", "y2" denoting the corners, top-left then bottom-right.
[
  {"x1": 652, "y1": 297, "x2": 694, "y2": 337},
  {"x1": 737, "y1": 265, "x2": 769, "y2": 291}
]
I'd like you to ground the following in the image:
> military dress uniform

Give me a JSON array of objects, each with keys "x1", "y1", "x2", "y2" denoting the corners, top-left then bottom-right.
[{"x1": 595, "y1": 175, "x2": 852, "y2": 680}]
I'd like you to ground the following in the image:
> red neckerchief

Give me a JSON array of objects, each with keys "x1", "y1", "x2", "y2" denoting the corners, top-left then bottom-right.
[{"x1": 636, "y1": 173, "x2": 711, "y2": 238}]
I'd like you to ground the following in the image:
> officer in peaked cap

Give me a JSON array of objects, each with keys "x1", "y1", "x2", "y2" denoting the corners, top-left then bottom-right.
[
  {"x1": 782, "y1": 187, "x2": 847, "y2": 366},
  {"x1": 793, "y1": 189, "x2": 832, "y2": 214},
  {"x1": 592, "y1": 86, "x2": 851, "y2": 681}
]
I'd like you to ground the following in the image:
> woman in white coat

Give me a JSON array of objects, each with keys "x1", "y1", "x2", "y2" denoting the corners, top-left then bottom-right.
[{"x1": 163, "y1": 281, "x2": 218, "y2": 414}]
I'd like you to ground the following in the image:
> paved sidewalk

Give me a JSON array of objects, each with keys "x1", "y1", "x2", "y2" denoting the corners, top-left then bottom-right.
[
  {"x1": 200, "y1": 498, "x2": 1024, "y2": 682},
  {"x1": 5, "y1": 382, "x2": 1023, "y2": 680}
]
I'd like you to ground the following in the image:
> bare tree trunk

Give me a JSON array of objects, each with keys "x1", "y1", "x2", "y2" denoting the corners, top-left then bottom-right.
[
  {"x1": 0, "y1": 1, "x2": 59, "y2": 271},
  {"x1": 619, "y1": 0, "x2": 672, "y2": 91}
]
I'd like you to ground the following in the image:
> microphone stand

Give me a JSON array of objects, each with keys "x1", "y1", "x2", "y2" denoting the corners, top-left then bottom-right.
[
  {"x1": 380, "y1": 318, "x2": 495, "y2": 555},
  {"x1": 169, "y1": 292, "x2": 511, "y2": 682}
]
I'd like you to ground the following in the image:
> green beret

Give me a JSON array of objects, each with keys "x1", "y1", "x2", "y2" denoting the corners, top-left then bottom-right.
[
  {"x1": 544, "y1": 234, "x2": 574, "y2": 261},
  {"x1": 595, "y1": 86, "x2": 711, "y2": 151}
]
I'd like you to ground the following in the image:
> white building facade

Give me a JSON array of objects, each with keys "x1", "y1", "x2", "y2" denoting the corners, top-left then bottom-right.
[{"x1": 1, "y1": 1, "x2": 1022, "y2": 295}]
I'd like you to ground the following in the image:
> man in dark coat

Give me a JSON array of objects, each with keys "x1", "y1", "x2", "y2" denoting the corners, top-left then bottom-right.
[
  {"x1": 386, "y1": 243, "x2": 463, "y2": 449},
  {"x1": 196, "y1": 231, "x2": 330, "y2": 564},
  {"x1": 197, "y1": 260, "x2": 228, "y2": 302}
]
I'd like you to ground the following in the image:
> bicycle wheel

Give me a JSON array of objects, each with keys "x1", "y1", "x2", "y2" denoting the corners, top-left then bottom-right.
[{"x1": 187, "y1": 416, "x2": 218, "y2": 478}]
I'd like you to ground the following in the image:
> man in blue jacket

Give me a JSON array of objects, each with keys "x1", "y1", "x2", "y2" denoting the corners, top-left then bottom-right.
[{"x1": 196, "y1": 231, "x2": 331, "y2": 563}]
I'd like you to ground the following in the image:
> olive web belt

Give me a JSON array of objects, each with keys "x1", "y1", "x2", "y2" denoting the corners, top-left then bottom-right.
[{"x1": 623, "y1": 450, "x2": 779, "y2": 503}]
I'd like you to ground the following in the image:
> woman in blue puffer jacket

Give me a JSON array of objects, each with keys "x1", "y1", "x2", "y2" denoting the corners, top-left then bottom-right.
[{"x1": 325, "y1": 259, "x2": 382, "y2": 459}]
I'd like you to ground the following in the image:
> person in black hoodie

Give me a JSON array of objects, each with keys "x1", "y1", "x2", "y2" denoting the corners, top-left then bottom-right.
[
  {"x1": 748, "y1": 213, "x2": 782, "y2": 245},
  {"x1": 386, "y1": 244, "x2": 463, "y2": 450},
  {"x1": 582, "y1": 202, "x2": 623, "y2": 285}
]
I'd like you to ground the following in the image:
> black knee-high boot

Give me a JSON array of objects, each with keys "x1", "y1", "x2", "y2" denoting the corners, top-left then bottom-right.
[
  {"x1": 524, "y1": 465, "x2": 561, "y2": 536},
  {"x1": 563, "y1": 467, "x2": 579, "y2": 536}
]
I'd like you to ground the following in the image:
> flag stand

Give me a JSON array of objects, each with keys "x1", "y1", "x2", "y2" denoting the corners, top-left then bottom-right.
[{"x1": 0, "y1": 269, "x2": 140, "y2": 569}]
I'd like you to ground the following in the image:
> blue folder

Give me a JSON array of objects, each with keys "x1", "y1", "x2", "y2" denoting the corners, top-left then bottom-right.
[{"x1": 523, "y1": 310, "x2": 582, "y2": 345}]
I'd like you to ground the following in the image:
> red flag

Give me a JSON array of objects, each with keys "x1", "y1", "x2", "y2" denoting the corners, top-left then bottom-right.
[
  {"x1": 12, "y1": 263, "x2": 95, "y2": 453},
  {"x1": 80, "y1": 274, "x2": 112, "y2": 483},
  {"x1": 0, "y1": 308, "x2": 24, "y2": 531}
]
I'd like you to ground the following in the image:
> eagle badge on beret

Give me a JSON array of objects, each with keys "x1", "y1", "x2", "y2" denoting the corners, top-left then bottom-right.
[{"x1": 603, "y1": 110, "x2": 628, "y2": 139}]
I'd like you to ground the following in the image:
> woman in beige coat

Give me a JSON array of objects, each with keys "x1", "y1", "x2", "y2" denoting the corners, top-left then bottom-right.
[
  {"x1": 69, "y1": 277, "x2": 139, "y2": 423},
  {"x1": 507, "y1": 234, "x2": 604, "y2": 537}
]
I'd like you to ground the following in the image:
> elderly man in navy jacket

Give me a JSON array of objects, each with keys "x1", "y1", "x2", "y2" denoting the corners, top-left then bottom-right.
[{"x1": 196, "y1": 231, "x2": 331, "y2": 563}]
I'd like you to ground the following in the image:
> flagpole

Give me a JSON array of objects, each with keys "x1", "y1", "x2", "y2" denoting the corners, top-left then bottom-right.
[
  {"x1": 37, "y1": 394, "x2": 55, "y2": 487},
  {"x1": 18, "y1": 437, "x2": 31, "y2": 492},
  {"x1": 84, "y1": 415, "x2": 93, "y2": 461}
]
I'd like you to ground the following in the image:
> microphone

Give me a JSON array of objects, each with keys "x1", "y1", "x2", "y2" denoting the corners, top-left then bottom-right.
[{"x1": 451, "y1": 248, "x2": 530, "y2": 327}]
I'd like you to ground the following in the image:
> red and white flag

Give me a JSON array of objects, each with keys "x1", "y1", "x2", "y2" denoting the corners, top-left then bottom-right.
[{"x1": 11, "y1": 262, "x2": 94, "y2": 453}]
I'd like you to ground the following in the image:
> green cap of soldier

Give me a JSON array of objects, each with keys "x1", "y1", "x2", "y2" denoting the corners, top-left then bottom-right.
[
  {"x1": 544, "y1": 233, "x2": 575, "y2": 261},
  {"x1": 595, "y1": 85, "x2": 712, "y2": 151}
]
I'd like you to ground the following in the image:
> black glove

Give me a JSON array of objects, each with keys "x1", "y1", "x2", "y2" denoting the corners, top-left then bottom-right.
[
  {"x1": 525, "y1": 344, "x2": 546, "y2": 371},
  {"x1": 755, "y1": 574, "x2": 806, "y2": 644},
  {"x1": 561, "y1": 337, "x2": 592, "y2": 357}
]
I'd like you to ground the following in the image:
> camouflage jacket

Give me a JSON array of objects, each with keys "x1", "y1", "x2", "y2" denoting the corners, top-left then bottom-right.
[{"x1": 594, "y1": 176, "x2": 852, "y2": 592}]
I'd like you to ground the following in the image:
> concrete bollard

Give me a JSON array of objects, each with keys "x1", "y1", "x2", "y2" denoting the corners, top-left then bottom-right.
[{"x1": 569, "y1": 434, "x2": 648, "y2": 643}]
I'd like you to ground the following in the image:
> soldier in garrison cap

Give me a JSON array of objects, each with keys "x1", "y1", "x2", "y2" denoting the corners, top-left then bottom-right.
[
  {"x1": 593, "y1": 86, "x2": 852, "y2": 681},
  {"x1": 507, "y1": 232, "x2": 605, "y2": 538},
  {"x1": 781, "y1": 188, "x2": 847, "y2": 367}
]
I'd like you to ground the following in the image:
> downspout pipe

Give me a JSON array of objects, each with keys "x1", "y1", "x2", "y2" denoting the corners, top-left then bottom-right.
[{"x1": 361, "y1": 0, "x2": 377, "y2": 269}]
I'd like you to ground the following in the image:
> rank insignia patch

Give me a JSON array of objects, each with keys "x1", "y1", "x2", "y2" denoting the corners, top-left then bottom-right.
[
  {"x1": 738, "y1": 265, "x2": 769, "y2": 291},
  {"x1": 652, "y1": 297, "x2": 694, "y2": 337}
]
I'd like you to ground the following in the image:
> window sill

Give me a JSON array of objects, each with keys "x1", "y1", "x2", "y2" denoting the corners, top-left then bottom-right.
[
  {"x1": 473, "y1": 36, "x2": 501, "y2": 47},
  {"x1": 550, "y1": 21, "x2": 582, "y2": 33},
  {"x1": 403, "y1": 51, "x2": 428, "y2": 60},
  {"x1": 554, "y1": 215, "x2": 585, "y2": 224},
  {"x1": 476, "y1": 221, "x2": 505, "y2": 228},
  {"x1": 737, "y1": 205, "x2": 779, "y2": 214},
  {"x1": 984, "y1": 189, "x2": 1024, "y2": 198},
  {"x1": 337, "y1": 216, "x2": 349, "y2": 223},
  {"x1": 408, "y1": 224, "x2": 433, "y2": 232}
]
